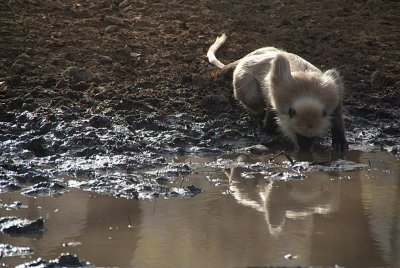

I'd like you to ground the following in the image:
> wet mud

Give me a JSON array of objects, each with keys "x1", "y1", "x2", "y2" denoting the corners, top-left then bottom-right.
[{"x1": 1, "y1": 0, "x2": 400, "y2": 266}]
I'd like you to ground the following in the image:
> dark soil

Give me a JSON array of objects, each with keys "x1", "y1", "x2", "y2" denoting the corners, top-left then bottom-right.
[
  {"x1": 0, "y1": 0, "x2": 399, "y2": 266},
  {"x1": 1, "y1": 0, "x2": 399, "y2": 151}
]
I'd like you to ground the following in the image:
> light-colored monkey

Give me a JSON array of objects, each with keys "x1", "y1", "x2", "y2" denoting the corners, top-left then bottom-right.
[{"x1": 207, "y1": 34, "x2": 347, "y2": 150}]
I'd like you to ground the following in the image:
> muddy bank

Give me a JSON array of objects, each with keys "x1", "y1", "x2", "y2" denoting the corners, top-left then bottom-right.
[{"x1": 1, "y1": 0, "x2": 400, "y2": 266}]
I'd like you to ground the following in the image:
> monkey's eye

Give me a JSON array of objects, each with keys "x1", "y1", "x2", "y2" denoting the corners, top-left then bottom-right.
[
  {"x1": 322, "y1": 109, "x2": 327, "y2": 117},
  {"x1": 289, "y1": 107, "x2": 296, "y2": 118}
]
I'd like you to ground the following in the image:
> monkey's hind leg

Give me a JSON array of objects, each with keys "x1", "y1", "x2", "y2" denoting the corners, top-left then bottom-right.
[{"x1": 233, "y1": 70, "x2": 266, "y2": 116}]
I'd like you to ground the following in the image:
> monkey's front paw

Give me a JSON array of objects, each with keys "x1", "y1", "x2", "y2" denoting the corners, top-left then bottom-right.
[{"x1": 332, "y1": 137, "x2": 348, "y2": 152}]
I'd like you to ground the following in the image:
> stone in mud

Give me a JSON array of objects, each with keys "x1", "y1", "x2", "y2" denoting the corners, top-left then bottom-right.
[
  {"x1": 0, "y1": 243, "x2": 33, "y2": 258},
  {"x1": 62, "y1": 66, "x2": 93, "y2": 84},
  {"x1": 22, "y1": 137, "x2": 54, "y2": 157},
  {"x1": 103, "y1": 15, "x2": 124, "y2": 26},
  {"x1": 184, "y1": 185, "x2": 201, "y2": 195},
  {"x1": 51, "y1": 57, "x2": 67, "y2": 68},
  {"x1": 156, "y1": 177, "x2": 169, "y2": 185},
  {"x1": 389, "y1": 145, "x2": 400, "y2": 156},
  {"x1": 0, "y1": 216, "x2": 44, "y2": 235},
  {"x1": 102, "y1": 0, "x2": 112, "y2": 6},
  {"x1": 89, "y1": 115, "x2": 112, "y2": 128},
  {"x1": 110, "y1": 3, "x2": 119, "y2": 10},
  {"x1": 75, "y1": 147, "x2": 106, "y2": 157},
  {"x1": 15, "y1": 253, "x2": 93, "y2": 268},
  {"x1": 99, "y1": 55, "x2": 113, "y2": 65},
  {"x1": 15, "y1": 171, "x2": 50, "y2": 184},
  {"x1": 119, "y1": 0, "x2": 131, "y2": 8},
  {"x1": 22, "y1": 181, "x2": 66, "y2": 197},
  {"x1": 3, "y1": 183, "x2": 22, "y2": 192},
  {"x1": 243, "y1": 144, "x2": 269, "y2": 155},
  {"x1": 105, "y1": 25, "x2": 119, "y2": 33}
]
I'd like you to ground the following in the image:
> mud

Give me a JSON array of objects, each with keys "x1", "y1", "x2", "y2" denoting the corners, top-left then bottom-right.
[{"x1": 1, "y1": 0, "x2": 400, "y2": 267}]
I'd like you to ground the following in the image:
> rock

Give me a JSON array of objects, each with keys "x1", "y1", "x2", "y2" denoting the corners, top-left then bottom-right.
[
  {"x1": 182, "y1": 54, "x2": 195, "y2": 62},
  {"x1": 102, "y1": 0, "x2": 112, "y2": 7},
  {"x1": 156, "y1": 177, "x2": 169, "y2": 185},
  {"x1": 62, "y1": 66, "x2": 93, "y2": 83},
  {"x1": 122, "y1": 44, "x2": 133, "y2": 54},
  {"x1": 105, "y1": 25, "x2": 119, "y2": 33},
  {"x1": 22, "y1": 137, "x2": 53, "y2": 157},
  {"x1": 99, "y1": 55, "x2": 113, "y2": 65},
  {"x1": 89, "y1": 115, "x2": 112, "y2": 128},
  {"x1": 244, "y1": 144, "x2": 269, "y2": 154},
  {"x1": 17, "y1": 53, "x2": 31, "y2": 61},
  {"x1": 103, "y1": 15, "x2": 124, "y2": 26},
  {"x1": 0, "y1": 217, "x2": 44, "y2": 235},
  {"x1": 51, "y1": 57, "x2": 67, "y2": 68},
  {"x1": 75, "y1": 147, "x2": 106, "y2": 157},
  {"x1": 0, "y1": 244, "x2": 32, "y2": 258},
  {"x1": 119, "y1": 0, "x2": 131, "y2": 8},
  {"x1": 22, "y1": 181, "x2": 66, "y2": 197},
  {"x1": 56, "y1": 77, "x2": 67, "y2": 88},
  {"x1": 129, "y1": 52, "x2": 141, "y2": 58},
  {"x1": 110, "y1": 3, "x2": 119, "y2": 10},
  {"x1": 15, "y1": 253, "x2": 93, "y2": 268}
]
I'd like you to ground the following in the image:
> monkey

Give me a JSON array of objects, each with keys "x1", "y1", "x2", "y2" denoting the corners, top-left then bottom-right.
[{"x1": 207, "y1": 34, "x2": 347, "y2": 151}]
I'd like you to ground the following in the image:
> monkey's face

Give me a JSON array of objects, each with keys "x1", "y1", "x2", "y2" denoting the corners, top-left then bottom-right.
[{"x1": 281, "y1": 97, "x2": 331, "y2": 150}]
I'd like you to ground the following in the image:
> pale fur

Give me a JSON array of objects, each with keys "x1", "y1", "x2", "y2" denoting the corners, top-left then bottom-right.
[
  {"x1": 207, "y1": 33, "x2": 226, "y2": 69},
  {"x1": 207, "y1": 34, "x2": 345, "y2": 149}
]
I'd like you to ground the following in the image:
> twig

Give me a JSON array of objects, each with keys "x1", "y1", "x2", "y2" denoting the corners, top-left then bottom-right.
[
  {"x1": 179, "y1": 176, "x2": 185, "y2": 187},
  {"x1": 284, "y1": 151, "x2": 295, "y2": 166},
  {"x1": 269, "y1": 151, "x2": 285, "y2": 162},
  {"x1": 153, "y1": 198, "x2": 157, "y2": 216},
  {"x1": 269, "y1": 151, "x2": 295, "y2": 166}
]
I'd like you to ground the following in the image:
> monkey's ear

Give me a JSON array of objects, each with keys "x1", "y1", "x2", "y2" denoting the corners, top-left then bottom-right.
[
  {"x1": 271, "y1": 54, "x2": 292, "y2": 85},
  {"x1": 323, "y1": 69, "x2": 343, "y2": 85}
]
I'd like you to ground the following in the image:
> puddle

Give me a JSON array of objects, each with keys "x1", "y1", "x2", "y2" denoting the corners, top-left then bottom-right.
[{"x1": 1, "y1": 150, "x2": 400, "y2": 267}]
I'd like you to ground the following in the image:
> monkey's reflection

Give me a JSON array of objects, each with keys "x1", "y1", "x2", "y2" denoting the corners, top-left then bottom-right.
[{"x1": 225, "y1": 155, "x2": 340, "y2": 235}]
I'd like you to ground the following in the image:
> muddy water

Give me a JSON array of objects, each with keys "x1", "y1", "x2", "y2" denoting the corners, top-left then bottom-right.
[{"x1": 1, "y1": 150, "x2": 400, "y2": 267}]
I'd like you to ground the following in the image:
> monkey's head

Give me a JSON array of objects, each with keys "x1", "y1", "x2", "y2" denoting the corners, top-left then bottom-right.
[
  {"x1": 268, "y1": 54, "x2": 342, "y2": 150},
  {"x1": 285, "y1": 97, "x2": 331, "y2": 149}
]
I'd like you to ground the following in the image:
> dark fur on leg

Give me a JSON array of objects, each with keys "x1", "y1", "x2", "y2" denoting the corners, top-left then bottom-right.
[{"x1": 331, "y1": 105, "x2": 348, "y2": 152}]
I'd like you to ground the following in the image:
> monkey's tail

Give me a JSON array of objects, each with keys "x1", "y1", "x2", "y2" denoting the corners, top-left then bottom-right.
[{"x1": 207, "y1": 34, "x2": 227, "y2": 69}]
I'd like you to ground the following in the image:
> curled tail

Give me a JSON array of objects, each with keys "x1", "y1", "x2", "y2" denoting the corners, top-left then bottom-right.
[
  {"x1": 207, "y1": 34, "x2": 227, "y2": 69},
  {"x1": 207, "y1": 34, "x2": 240, "y2": 73}
]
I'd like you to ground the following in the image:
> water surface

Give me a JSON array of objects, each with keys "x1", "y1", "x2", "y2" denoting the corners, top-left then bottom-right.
[{"x1": 1, "y1": 150, "x2": 400, "y2": 267}]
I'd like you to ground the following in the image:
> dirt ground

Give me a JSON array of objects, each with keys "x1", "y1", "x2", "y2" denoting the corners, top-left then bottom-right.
[
  {"x1": 1, "y1": 0, "x2": 399, "y2": 119},
  {"x1": 1, "y1": 0, "x2": 400, "y2": 266}
]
